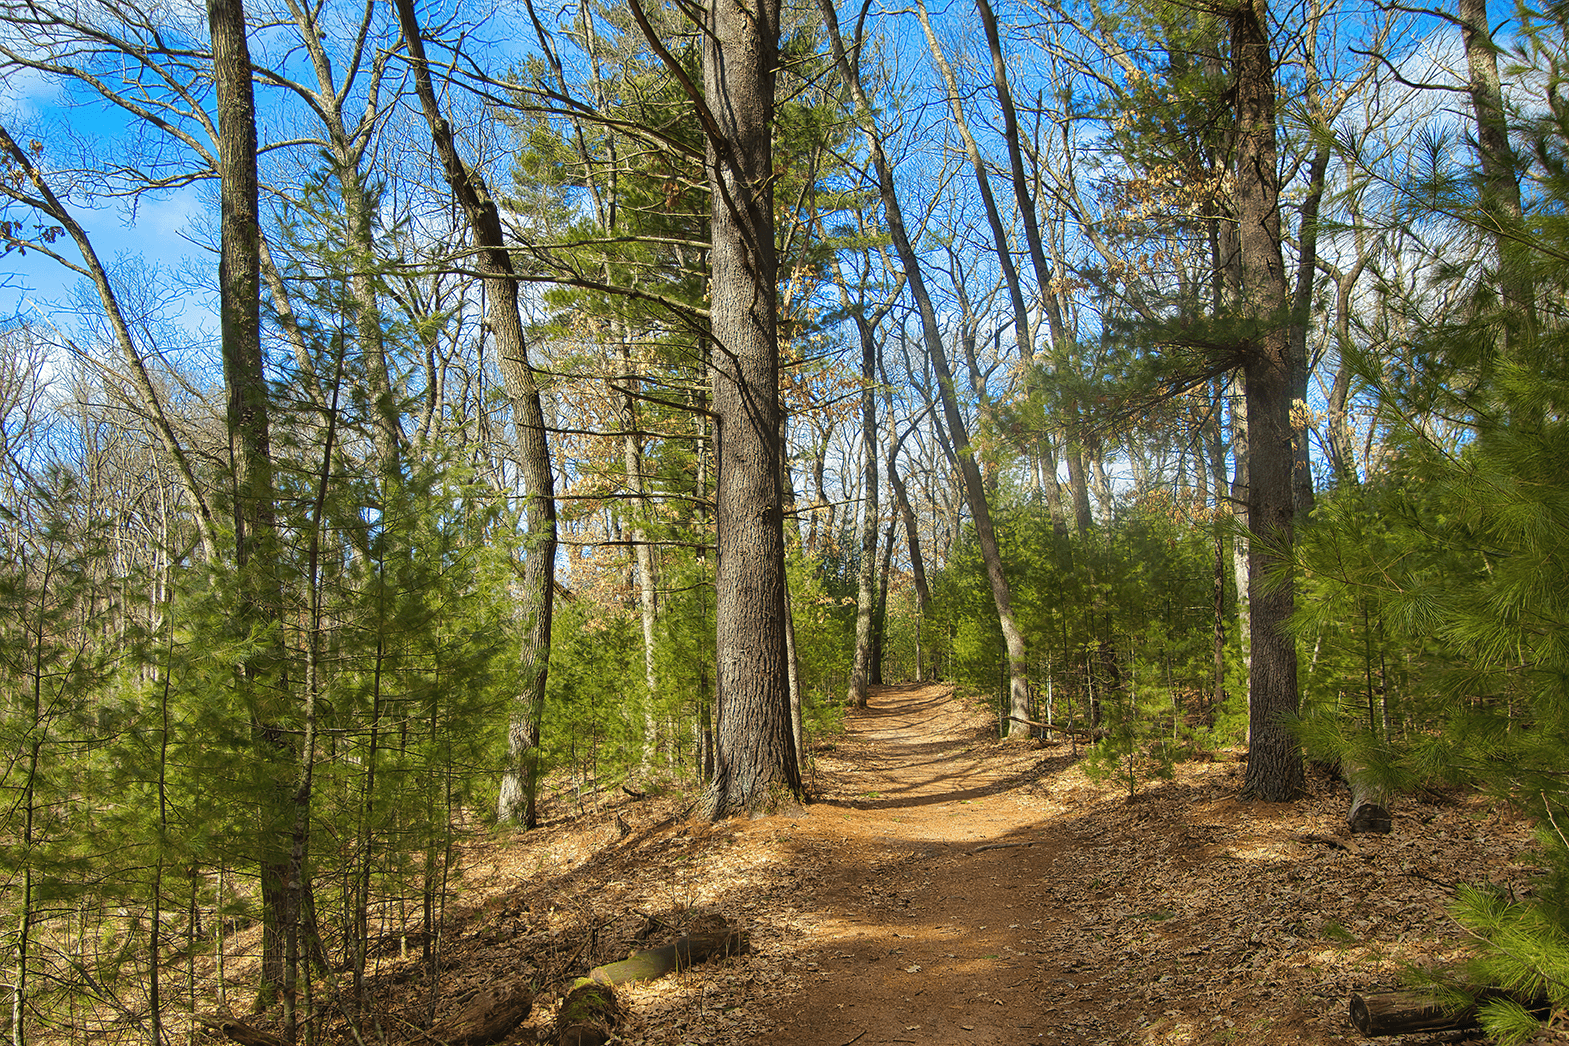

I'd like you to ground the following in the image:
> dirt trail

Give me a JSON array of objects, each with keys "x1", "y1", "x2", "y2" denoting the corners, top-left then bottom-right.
[
  {"x1": 761, "y1": 681, "x2": 1076, "y2": 1045},
  {"x1": 438, "y1": 681, "x2": 1538, "y2": 1046}
]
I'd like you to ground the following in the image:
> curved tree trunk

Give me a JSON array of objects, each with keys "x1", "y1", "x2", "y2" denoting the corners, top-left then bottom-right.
[{"x1": 821, "y1": 0, "x2": 1030, "y2": 736}]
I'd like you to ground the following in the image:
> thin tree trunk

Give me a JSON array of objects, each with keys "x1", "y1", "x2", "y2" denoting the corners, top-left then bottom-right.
[
  {"x1": 0, "y1": 129, "x2": 218, "y2": 558},
  {"x1": 848, "y1": 315, "x2": 879, "y2": 709},
  {"x1": 871, "y1": 513, "x2": 896, "y2": 684},
  {"x1": 821, "y1": 0, "x2": 1030, "y2": 736},
  {"x1": 391, "y1": 0, "x2": 559, "y2": 828},
  {"x1": 618, "y1": 328, "x2": 661, "y2": 769}
]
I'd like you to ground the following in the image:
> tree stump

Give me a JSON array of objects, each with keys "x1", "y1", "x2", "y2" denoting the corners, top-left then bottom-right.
[
  {"x1": 556, "y1": 980, "x2": 621, "y2": 1046},
  {"x1": 1346, "y1": 763, "x2": 1392, "y2": 834}
]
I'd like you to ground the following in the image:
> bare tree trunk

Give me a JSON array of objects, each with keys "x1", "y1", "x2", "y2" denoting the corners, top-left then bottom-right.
[
  {"x1": 1232, "y1": 0, "x2": 1303, "y2": 800},
  {"x1": 871, "y1": 512, "x2": 896, "y2": 685},
  {"x1": 618, "y1": 329, "x2": 661, "y2": 770},
  {"x1": 391, "y1": 0, "x2": 558, "y2": 828},
  {"x1": 848, "y1": 315, "x2": 879, "y2": 709}
]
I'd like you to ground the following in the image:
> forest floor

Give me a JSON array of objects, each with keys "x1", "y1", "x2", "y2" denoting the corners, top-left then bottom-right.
[{"x1": 368, "y1": 682, "x2": 1542, "y2": 1046}]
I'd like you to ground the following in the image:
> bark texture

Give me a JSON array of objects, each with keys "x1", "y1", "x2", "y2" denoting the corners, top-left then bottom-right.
[
  {"x1": 205, "y1": 0, "x2": 297, "y2": 1003},
  {"x1": 684, "y1": 0, "x2": 801, "y2": 818},
  {"x1": 1231, "y1": 0, "x2": 1303, "y2": 800}
]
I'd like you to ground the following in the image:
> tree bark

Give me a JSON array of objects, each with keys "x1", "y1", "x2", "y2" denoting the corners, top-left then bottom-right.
[
  {"x1": 1459, "y1": 0, "x2": 1534, "y2": 338},
  {"x1": 204, "y1": 0, "x2": 297, "y2": 1005},
  {"x1": 1232, "y1": 0, "x2": 1303, "y2": 800},
  {"x1": 848, "y1": 314, "x2": 879, "y2": 708},
  {"x1": 637, "y1": 0, "x2": 802, "y2": 818},
  {"x1": 391, "y1": 0, "x2": 558, "y2": 828}
]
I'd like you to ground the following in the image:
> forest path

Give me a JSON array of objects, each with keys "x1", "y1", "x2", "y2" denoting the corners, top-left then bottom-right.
[
  {"x1": 759, "y1": 682, "x2": 1090, "y2": 1045},
  {"x1": 461, "y1": 681, "x2": 1525, "y2": 1046}
]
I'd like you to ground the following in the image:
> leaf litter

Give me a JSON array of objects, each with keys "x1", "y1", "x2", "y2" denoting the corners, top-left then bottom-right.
[{"x1": 291, "y1": 683, "x2": 1539, "y2": 1046}]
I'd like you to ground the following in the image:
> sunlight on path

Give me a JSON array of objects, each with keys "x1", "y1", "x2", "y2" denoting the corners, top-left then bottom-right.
[{"x1": 762, "y1": 683, "x2": 1078, "y2": 1045}]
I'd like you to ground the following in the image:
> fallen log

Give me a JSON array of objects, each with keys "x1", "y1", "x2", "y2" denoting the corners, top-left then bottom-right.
[
  {"x1": 195, "y1": 1016, "x2": 288, "y2": 1046},
  {"x1": 1005, "y1": 715, "x2": 1105, "y2": 741},
  {"x1": 1349, "y1": 990, "x2": 1551, "y2": 1036},
  {"x1": 586, "y1": 930, "x2": 750, "y2": 986},
  {"x1": 426, "y1": 977, "x2": 534, "y2": 1045},
  {"x1": 1349, "y1": 992, "x2": 1474, "y2": 1036},
  {"x1": 1346, "y1": 761, "x2": 1392, "y2": 834}
]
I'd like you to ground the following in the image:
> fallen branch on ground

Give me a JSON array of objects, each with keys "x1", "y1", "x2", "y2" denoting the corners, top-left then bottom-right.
[
  {"x1": 968, "y1": 838, "x2": 1052, "y2": 854},
  {"x1": 1005, "y1": 715, "x2": 1105, "y2": 740},
  {"x1": 426, "y1": 977, "x2": 535, "y2": 1045}
]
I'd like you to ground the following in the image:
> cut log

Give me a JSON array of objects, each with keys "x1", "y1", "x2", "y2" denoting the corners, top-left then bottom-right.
[
  {"x1": 1349, "y1": 990, "x2": 1551, "y2": 1036},
  {"x1": 1349, "y1": 992, "x2": 1474, "y2": 1036},
  {"x1": 1345, "y1": 762, "x2": 1392, "y2": 834},
  {"x1": 586, "y1": 930, "x2": 751, "y2": 985},
  {"x1": 556, "y1": 980, "x2": 621, "y2": 1046},
  {"x1": 426, "y1": 977, "x2": 535, "y2": 1045}
]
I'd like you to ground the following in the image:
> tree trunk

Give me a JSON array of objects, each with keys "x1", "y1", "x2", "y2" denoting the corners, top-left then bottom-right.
[
  {"x1": 1232, "y1": 0, "x2": 1303, "y2": 801},
  {"x1": 391, "y1": 0, "x2": 559, "y2": 828},
  {"x1": 1290, "y1": 144, "x2": 1330, "y2": 517},
  {"x1": 848, "y1": 315, "x2": 879, "y2": 708},
  {"x1": 619, "y1": 330, "x2": 661, "y2": 770},
  {"x1": 1459, "y1": 0, "x2": 1534, "y2": 340},
  {"x1": 205, "y1": 0, "x2": 295, "y2": 1002},
  {"x1": 871, "y1": 513, "x2": 896, "y2": 684},
  {"x1": 1065, "y1": 444, "x2": 1094, "y2": 534},
  {"x1": 652, "y1": 0, "x2": 802, "y2": 818}
]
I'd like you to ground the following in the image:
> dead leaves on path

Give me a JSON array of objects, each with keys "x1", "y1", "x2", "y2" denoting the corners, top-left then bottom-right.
[{"x1": 342, "y1": 685, "x2": 1540, "y2": 1046}]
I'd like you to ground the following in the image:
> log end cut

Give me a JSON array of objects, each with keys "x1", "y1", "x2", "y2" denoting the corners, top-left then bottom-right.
[
  {"x1": 1349, "y1": 991, "x2": 1473, "y2": 1036},
  {"x1": 557, "y1": 979, "x2": 621, "y2": 1046}
]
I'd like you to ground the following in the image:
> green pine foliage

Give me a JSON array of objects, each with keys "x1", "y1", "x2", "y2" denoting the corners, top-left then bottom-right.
[
  {"x1": 929, "y1": 496, "x2": 1242, "y2": 762},
  {"x1": 1292, "y1": 14, "x2": 1569, "y2": 1034}
]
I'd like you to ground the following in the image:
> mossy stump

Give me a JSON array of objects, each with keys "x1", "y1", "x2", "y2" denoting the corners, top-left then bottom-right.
[{"x1": 556, "y1": 980, "x2": 621, "y2": 1046}]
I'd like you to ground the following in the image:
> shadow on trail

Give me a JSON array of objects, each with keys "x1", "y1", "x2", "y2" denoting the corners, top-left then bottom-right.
[{"x1": 820, "y1": 752, "x2": 1078, "y2": 810}]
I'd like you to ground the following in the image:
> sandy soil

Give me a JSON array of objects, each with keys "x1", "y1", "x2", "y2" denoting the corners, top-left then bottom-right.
[{"x1": 358, "y1": 682, "x2": 1541, "y2": 1046}]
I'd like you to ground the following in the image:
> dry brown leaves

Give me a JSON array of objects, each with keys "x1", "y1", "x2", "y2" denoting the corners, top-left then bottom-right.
[{"x1": 276, "y1": 686, "x2": 1542, "y2": 1046}]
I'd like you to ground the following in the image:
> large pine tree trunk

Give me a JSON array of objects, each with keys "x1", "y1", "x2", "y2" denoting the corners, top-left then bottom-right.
[
  {"x1": 686, "y1": 0, "x2": 800, "y2": 818},
  {"x1": 1231, "y1": 0, "x2": 1303, "y2": 800}
]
